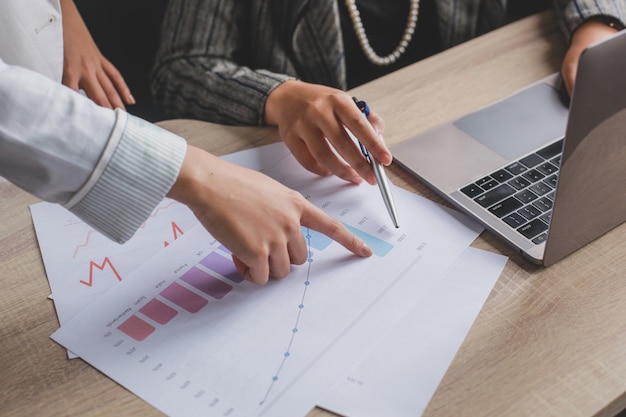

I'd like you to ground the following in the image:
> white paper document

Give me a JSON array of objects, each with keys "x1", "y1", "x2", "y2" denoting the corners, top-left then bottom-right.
[
  {"x1": 318, "y1": 247, "x2": 506, "y2": 417},
  {"x1": 29, "y1": 143, "x2": 292, "y2": 330},
  {"x1": 51, "y1": 145, "x2": 482, "y2": 417},
  {"x1": 30, "y1": 198, "x2": 199, "y2": 327}
]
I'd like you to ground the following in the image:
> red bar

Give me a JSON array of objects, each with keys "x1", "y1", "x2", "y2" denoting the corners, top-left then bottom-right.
[
  {"x1": 180, "y1": 267, "x2": 233, "y2": 300},
  {"x1": 159, "y1": 282, "x2": 208, "y2": 313},
  {"x1": 199, "y1": 252, "x2": 242, "y2": 283},
  {"x1": 118, "y1": 315, "x2": 155, "y2": 341},
  {"x1": 139, "y1": 298, "x2": 178, "y2": 324}
]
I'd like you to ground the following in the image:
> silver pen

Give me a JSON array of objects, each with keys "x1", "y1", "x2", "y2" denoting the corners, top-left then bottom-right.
[{"x1": 353, "y1": 98, "x2": 400, "y2": 228}]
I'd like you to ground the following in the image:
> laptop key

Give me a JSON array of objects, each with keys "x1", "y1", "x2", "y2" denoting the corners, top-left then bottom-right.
[
  {"x1": 503, "y1": 212, "x2": 526, "y2": 227},
  {"x1": 481, "y1": 179, "x2": 499, "y2": 190},
  {"x1": 532, "y1": 233, "x2": 548, "y2": 244},
  {"x1": 475, "y1": 184, "x2": 516, "y2": 207},
  {"x1": 518, "y1": 205, "x2": 542, "y2": 220},
  {"x1": 533, "y1": 197, "x2": 553, "y2": 212},
  {"x1": 545, "y1": 174, "x2": 558, "y2": 188},
  {"x1": 529, "y1": 181, "x2": 551, "y2": 196},
  {"x1": 492, "y1": 169, "x2": 513, "y2": 182},
  {"x1": 489, "y1": 197, "x2": 523, "y2": 217},
  {"x1": 515, "y1": 189, "x2": 539, "y2": 204},
  {"x1": 537, "y1": 162, "x2": 558, "y2": 176},
  {"x1": 461, "y1": 183, "x2": 483, "y2": 198},
  {"x1": 520, "y1": 153, "x2": 544, "y2": 168},
  {"x1": 536, "y1": 139, "x2": 564, "y2": 159},
  {"x1": 517, "y1": 219, "x2": 549, "y2": 239},
  {"x1": 505, "y1": 162, "x2": 527, "y2": 175},
  {"x1": 508, "y1": 176, "x2": 531, "y2": 190},
  {"x1": 522, "y1": 169, "x2": 545, "y2": 183}
]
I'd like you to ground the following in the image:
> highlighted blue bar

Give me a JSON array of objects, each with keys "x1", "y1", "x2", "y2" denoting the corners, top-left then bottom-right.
[
  {"x1": 301, "y1": 225, "x2": 393, "y2": 257},
  {"x1": 301, "y1": 227, "x2": 333, "y2": 251},
  {"x1": 342, "y1": 223, "x2": 393, "y2": 257}
]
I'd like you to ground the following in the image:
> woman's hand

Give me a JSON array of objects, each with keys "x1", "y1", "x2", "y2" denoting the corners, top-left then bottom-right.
[
  {"x1": 167, "y1": 146, "x2": 373, "y2": 285},
  {"x1": 59, "y1": 0, "x2": 135, "y2": 109},
  {"x1": 561, "y1": 20, "x2": 620, "y2": 96},
  {"x1": 264, "y1": 80, "x2": 391, "y2": 185}
]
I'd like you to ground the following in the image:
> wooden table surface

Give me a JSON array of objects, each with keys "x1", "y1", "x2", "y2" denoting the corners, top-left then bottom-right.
[{"x1": 1, "y1": 10, "x2": 625, "y2": 417}]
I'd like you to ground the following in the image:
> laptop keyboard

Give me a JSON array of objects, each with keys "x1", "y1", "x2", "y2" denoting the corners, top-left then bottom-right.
[{"x1": 459, "y1": 139, "x2": 564, "y2": 244}]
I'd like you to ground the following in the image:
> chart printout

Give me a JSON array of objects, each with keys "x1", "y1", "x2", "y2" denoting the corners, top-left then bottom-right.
[
  {"x1": 30, "y1": 143, "x2": 291, "y2": 331},
  {"x1": 52, "y1": 149, "x2": 482, "y2": 417},
  {"x1": 30, "y1": 199, "x2": 200, "y2": 327},
  {"x1": 318, "y1": 247, "x2": 507, "y2": 417}
]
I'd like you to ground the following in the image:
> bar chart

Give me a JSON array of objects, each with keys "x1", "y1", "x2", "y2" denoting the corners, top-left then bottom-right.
[
  {"x1": 118, "y1": 246, "x2": 239, "y2": 341},
  {"x1": 51, "y1": 144, "x2": 483, "y2": 417}
]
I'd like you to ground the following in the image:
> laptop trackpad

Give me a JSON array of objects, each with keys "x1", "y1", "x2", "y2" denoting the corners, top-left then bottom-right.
[{"x1": 453, "y1": 83, "x2": 569, "y2": 160}]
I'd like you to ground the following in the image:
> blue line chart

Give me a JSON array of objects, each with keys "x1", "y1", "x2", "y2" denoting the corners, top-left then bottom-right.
[{"x1": 259, "y1": 229, "x2": 315, "y2": 406}]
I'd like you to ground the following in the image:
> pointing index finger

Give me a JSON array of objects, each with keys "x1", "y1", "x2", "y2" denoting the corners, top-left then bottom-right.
[{"x1": 301, "y1": 204, "x2": 373, "y2": 258}]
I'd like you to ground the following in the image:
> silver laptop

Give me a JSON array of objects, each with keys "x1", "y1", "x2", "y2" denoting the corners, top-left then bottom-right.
[{"x1": 392, "y1": 30, "x2": 626, "y2": 266}]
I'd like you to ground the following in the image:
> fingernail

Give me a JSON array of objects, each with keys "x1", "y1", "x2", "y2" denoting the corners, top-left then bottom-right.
[
  {"x1": 362, "y1": 243, "x2": 373, "y2": 257},
  {"x1": 127, "y1": 93, "x2": 136, "y2": 105}
]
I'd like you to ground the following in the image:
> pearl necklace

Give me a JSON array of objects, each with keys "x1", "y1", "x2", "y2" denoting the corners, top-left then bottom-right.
[{"x1": 344, "y1": 0, "x2": 420, "y2": 66}]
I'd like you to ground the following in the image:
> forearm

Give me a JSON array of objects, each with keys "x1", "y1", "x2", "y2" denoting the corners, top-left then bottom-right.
[
  {"x1": 67, "y1": 112, "x2": 186, "y2": 243},
  {"x1": 0, "y1": 62, "x2": 114, "y2": 202},
  {"x1": 0, "y1": 62, "x2": 186, "y2": 243},
  {"x1": 151, "y1": 56, "x2": 293, "y2": 126}
]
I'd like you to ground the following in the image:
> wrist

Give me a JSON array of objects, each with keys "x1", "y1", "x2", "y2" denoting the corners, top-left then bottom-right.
[{"x1": 264, "y1": 79, "x2": 299, "y2": 126}]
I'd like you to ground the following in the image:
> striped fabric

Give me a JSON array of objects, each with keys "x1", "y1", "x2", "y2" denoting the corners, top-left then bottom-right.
[
  {"x1": 151, "y1": 0, "x2": 625, "y2": 127},
  {"x1": 68, "y1": 111, "x2": 187, "y2": 243}
]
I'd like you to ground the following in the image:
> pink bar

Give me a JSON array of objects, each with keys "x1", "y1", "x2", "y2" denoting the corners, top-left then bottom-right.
[
  {"x1": 139, "y1": 298, "x2": 178, "y2": 324},
  {"x1": 160, "y1": 282, "x2": 208, "y2": 313},
  {"x1": 180, "y1": 267, "x2": 233, "y2": 300},
  {"x1": 199, "y1": 252, "x2": 243, "y2": 283},
  {"x1": 118, "y1": 315, "x2": 155, "y2": 342}
]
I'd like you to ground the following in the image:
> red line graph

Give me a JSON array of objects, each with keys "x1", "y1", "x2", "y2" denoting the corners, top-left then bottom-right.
[
  {"x1": 139, "y1": 200, "x2": 180, "y2": 229},
  {"x1": 73, "y1": 230, "x2": 97, "y2": 259},
  {"x1": 73, "y1": 201, "x2": 183, "y2": 257},
  {"x1": 80, "y1": 257, "x2": 123, "y2": 287},
  {"x1": 164, "y1": 222, "x2": 184, "y2": 247}
]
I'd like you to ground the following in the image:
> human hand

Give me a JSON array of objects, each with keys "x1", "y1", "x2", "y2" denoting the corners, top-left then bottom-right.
[
  {"x1": 264, "y1": 80, "x2": 392, "y2": 185},
  {"x1": 167, "y1": 146, "x2": 373, "y2": 285},
  {"x1": 561, "y1": 20, "x2": 620, "y2": 96},
  {"x1": 59, "y1": 0, "x2": 135, "y2": 110}
]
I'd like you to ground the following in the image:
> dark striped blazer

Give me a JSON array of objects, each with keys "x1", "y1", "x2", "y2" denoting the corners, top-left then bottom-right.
[{"x1": 150, "y1": 0, "x2": 625, "y2": 126}]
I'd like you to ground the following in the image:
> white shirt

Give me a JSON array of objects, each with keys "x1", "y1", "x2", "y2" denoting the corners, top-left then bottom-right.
[
  {"x1": 0, "y1": 0, "x2": 187, "y2": 243},
  {"x1": 0, "y1": 0, "x2": 64, "y2": 82}
]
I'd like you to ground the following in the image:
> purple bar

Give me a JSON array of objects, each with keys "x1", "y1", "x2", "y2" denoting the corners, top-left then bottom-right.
[
  {"x1": 180, "y1": 267, "x2": 233, "y2": 300},
  {"x1": 199, "y1": 252, "x2": 243, "y2": 283},
  {"x1": 160, "y1": 282, "x2": 208, "y2": 313},
  {"x1": 118, "y1": 315, "x2": 155, "y2": 342},
  {"x1": 140, "y1": 298, "x2": 178, "y2": 324}
]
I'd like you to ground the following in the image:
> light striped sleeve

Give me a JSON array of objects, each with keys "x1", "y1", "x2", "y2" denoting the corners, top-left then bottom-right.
[
  {"x1": 65, "y1": 111, "x2": 187, "y2": 243},
  {"x1": 0, "y1": 60, "x2": 187, "y2": 244}
]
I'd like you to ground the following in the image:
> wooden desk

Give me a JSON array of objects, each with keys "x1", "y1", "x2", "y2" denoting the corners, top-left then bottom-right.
[{"x1": 1, "y1": 11, "x2": 625, "y2": 417}]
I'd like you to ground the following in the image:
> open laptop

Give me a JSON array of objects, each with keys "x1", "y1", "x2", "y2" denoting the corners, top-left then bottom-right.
[{"x1": 392, "y1": 30, "x2": 626, "y2": 266}]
